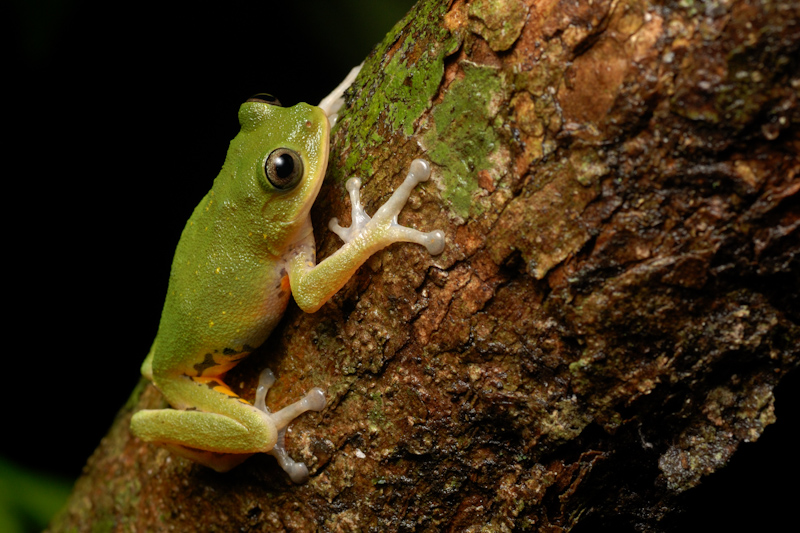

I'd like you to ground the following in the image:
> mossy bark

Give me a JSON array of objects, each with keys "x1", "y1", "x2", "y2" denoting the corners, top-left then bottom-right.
[{"x1": 50, "y1": 0, "x2": 798, "y2": 531}]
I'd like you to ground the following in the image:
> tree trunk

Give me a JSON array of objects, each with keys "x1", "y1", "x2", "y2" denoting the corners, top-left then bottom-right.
[{"x1": 49, "y1": 0, "x2": 799, "y2": 531}]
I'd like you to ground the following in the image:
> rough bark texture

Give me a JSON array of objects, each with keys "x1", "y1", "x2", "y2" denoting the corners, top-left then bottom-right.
[{"x1": 50, "y1": 0, "x2": 798, "y2": 531}]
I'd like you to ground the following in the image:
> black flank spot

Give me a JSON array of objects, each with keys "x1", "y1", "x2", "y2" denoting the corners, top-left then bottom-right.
[{"x1": 193, "y1": 353, "x2": 218, "y2": 375}]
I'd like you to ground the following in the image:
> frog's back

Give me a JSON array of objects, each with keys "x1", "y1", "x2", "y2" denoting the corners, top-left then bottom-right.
[{"x1": 153, "y1": 185, "x2": 289, "y2": 375}]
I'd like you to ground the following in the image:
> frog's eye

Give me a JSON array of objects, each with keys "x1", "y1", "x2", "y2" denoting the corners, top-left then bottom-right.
[
  {"x1": 265, "y1": 148, "x2": 304, "y2": 190},
  {"x1": 246, "y1": 93, "x2": 282, "y2": 106}
]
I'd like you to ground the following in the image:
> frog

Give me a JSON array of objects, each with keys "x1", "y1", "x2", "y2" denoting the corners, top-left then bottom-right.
[{"x1": 130, "y1": 67, "x2": 445, "y2": 483}]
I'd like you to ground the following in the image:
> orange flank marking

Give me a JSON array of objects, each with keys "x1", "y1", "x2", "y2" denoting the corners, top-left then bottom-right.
[
  {"x1": 280, "y1": 274, "x2": 290, "y2": 293},
  {"x1": 192, "y1": 376, "x2": 251, "y2": 405}
]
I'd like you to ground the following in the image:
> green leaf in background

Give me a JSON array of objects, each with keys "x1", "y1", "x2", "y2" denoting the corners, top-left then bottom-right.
[{"x1": 0, "y1": 457, "x2": 72, "y2": 533}]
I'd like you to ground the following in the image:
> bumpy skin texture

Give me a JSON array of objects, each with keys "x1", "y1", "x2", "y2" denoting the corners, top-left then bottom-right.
[{"x1": 130, "y1": 98, "x2": 444, "y2": 478}]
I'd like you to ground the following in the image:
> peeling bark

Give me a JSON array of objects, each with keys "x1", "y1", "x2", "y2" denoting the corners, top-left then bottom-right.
[{"x1": 50, "y1": 0, "x2": 798, "y2": 531}]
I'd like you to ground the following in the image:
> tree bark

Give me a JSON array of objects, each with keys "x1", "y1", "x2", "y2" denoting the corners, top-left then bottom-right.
[{"x1": 50, "y1": 0, "x2": 798, "y2": 531}]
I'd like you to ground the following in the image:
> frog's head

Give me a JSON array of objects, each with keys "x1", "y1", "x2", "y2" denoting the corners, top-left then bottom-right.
[{"x1": 220, "y1": 96, "x2": 331, "y2": 256}]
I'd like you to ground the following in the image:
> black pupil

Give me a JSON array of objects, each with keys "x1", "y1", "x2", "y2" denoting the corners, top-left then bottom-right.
[{"x1": 273, "y1": 153, "x2": 295, "y2": 179}]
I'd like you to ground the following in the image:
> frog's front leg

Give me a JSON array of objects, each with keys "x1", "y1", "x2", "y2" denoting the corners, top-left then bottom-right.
[
  {"x1": 288, "y1": 159, "x2": 445, "y2": 313},
  {"x1": 130, "y1": 369, "x2": 325, "y2": 479}
]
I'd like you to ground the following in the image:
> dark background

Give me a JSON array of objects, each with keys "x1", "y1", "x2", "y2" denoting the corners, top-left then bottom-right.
[{"x1": 3, "y1": 0, "x2": 797, "y2": 530}]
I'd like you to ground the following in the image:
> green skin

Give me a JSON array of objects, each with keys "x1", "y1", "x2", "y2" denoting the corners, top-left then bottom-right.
[{"x1": 130, "y1": 98, "x2": 444, "y2": 478}]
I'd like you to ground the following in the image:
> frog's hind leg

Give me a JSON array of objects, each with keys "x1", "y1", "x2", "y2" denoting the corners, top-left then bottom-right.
[
  {"x1": 131, "y1": 374, "x2": 278, "y2": 472},
  {"x1": 131, "y1": 369, "x2": 325, "y2": 479}
]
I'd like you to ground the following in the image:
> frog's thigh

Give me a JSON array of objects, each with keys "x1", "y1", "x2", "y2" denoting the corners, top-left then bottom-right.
[{"x1": 131, "y1": 376, "x2": 278, "y2": 455}]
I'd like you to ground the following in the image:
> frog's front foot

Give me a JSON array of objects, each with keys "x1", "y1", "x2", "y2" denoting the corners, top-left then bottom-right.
[
  {"x1": 254, "y1": 368, "x2": 326, "y2": 483},
  {"x1": 329, "y1": 159, "x2": 445, "y2": 255}
]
